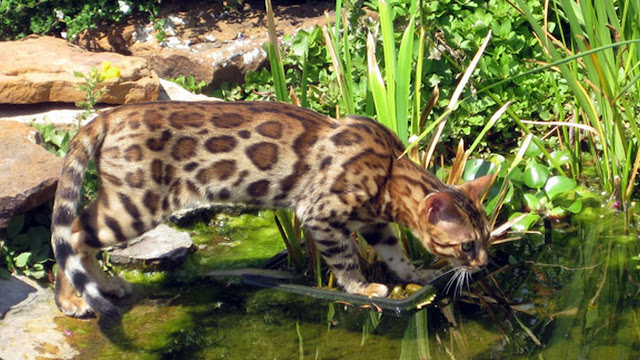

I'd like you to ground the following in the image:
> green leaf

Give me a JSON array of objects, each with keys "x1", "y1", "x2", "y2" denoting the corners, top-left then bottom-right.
[
  {"x1": 562, "y1": 199, "x2": 583, "y2": 213},
  {"x1": 509, "y1": 212, "x2": 541, "y2": 232},
  {"x1": 26, "y1": 226, "x2": 50, "y2": 245},
  {"x1": 31, "y1": 243, "x2": 51, "y2": 263},
  {"x1": 49, "y1": 132, "x2": 66, "y2": 148},
  {"x1": 26, "y1": 269, "x2": 46, "y2": 279},
  {"x1": 548, "y1": 207, "x2": 568, "y2": 219},
  {"x1": 544, "y1": 176, "x2": 577, "y2": 201},
  {"x1": 523, "y1": 162, "x2": 549, "y2": 189},
  {"x1": 549, "y1": 150, "x2": 571, "y2": 166},
  {"x1": 509, "y1": 166, "x2": 524, "y2": 183},
  {"x1": 523, "y1": 193, "x2": 540, "y2": 211},
  {"x1": 463, "y1": 159, "x2": 497, "y2": 181},
  {"x1": 9, "y1": 234, "x2": 31, "y2": 252},
  {"x1": 14, "y1": 252, "x2": 31, "y2": 268},
  {"x1": 524, "y1": 137, "x2": 543, "y2": 157},
  {"x1": 6, "y1": 214, "x2": 25, "y2": 239}
]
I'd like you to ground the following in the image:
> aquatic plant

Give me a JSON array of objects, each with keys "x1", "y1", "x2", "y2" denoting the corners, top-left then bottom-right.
[{"x1": 511, "y1": 0, "x2": 640, "y2": 224}]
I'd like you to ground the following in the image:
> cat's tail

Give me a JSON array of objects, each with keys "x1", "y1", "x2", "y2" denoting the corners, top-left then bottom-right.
[{"x1": 50, "y1": 115, "x2": 119, "y2": 318}]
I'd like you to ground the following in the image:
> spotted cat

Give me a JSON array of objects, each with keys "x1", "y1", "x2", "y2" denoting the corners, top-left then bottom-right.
[{"x1": 51, "y1": 101, "x2": 492, "y2": 318}]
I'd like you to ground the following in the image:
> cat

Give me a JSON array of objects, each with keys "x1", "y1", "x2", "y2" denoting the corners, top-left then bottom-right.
[{"x1": 50, "y1": 101, "x2": 492, "y2": 318}]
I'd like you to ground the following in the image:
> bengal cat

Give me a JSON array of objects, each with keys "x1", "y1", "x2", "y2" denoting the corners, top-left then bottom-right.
[{"x1": 50, "y1": 101, "x2": 492, "y2": 318}]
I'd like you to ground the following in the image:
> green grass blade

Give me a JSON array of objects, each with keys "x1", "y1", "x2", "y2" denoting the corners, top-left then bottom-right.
[
  {"x1": 265, "y1": 0, "x2": 289, "y2": 103},
  {"x1": 341, "y1": 11, "x2": 355, "y2": 115},
  {"x1": 367, "y1": 31, "x2": 393, "y2": 132},
  {"x1": 395, "y1": 15, "x2": 416, "y2": 145},
  {"x1": 412, "y1": 26, "x2": 426, "y2": 137},
  {"x1": 377, "y1": 0, "x2": 397, "y2": 129}
]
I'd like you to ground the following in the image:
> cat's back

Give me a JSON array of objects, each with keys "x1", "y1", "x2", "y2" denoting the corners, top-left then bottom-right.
[
  {"x1": 85, "y1": 101, "x2": 405, "y2": 209},
  {"x1": 93, "y1": 101, "x2": 405, "y2": 163}
]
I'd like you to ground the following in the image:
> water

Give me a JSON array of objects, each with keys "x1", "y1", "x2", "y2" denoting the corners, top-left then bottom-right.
[{"x1": 56, "y1": 209, "x2": 640, "y2": 359}]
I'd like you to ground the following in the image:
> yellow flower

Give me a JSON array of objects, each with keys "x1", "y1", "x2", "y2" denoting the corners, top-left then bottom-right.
[{"x1": 100, "y1": 61, "x2": 121, "y2": 80}]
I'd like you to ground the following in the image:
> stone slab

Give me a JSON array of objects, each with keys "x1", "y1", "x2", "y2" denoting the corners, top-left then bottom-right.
[
  {"x1": 0, "y1": 276, "x2": 78, "y2": 360},
  {"x1": 0, "y1": 35, "x2": 159, "y2": 105},
  {"x1": 0, "y1": 122, "x2": 64, "y2": 228}
]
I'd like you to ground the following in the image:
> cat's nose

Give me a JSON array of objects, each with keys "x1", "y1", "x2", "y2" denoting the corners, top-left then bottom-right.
[{"x1": 468, "y1": 250, "x2": 488, "y2": 268}]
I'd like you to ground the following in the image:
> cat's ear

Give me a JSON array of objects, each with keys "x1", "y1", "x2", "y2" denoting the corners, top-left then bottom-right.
[
  {"x1": 422, "y1": 192, "x2": 462, "y2": 225},
  {"x1": 458, "y1": 174, "x2": 494, "y2": 202}
]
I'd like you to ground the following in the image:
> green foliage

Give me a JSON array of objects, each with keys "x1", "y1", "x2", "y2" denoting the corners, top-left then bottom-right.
[
  {"x1": 514, "y1": 0, "x2": 640, "y2": 222},
  {"x1": 74, "y1": 61, "x2": 121, "y2": 124},
  {"x1": 0, "y1": 0, "x2": 159, "y2": 40},
  {"x1": 169, "y1": 75, "x2": 207, "y2": 94},
  {"x1": 0, "y1": 205, "x2": 54, "y2": 280},
  {"x1": 150, "y1": 14, "x2": 168, "y2": 46},
  {"x1": 214, "y1": 0, "x2": 560, "y2": 153},
  {"x1": 32, "y1": 123, "x2": 73, "y2": 157},
  {"x1": 74, "y1": 67, "x2": 107, "y2": 123},
  {"x1": 213, "y1": 18, "x2": 369, "y2": 117},
  {"x1": 476, "y1": 136, "x2": 600, "y2": 232}
]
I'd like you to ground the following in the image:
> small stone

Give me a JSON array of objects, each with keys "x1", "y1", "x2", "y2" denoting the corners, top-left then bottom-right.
[{"x1": 108, "y1": 224, "x2": 193, "y2": 269}]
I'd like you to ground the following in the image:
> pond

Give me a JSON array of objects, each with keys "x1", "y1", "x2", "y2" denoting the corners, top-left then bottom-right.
[{"x1": 55, "y1": 208, "x2": 640, "y2": 359}]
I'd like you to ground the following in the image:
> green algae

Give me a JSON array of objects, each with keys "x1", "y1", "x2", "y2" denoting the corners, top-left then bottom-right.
[
  {"x1": 116, "y1": 210, "x2": 285, "y2": 287},
  {"x1": 178, "y1": 210, "x2": 285, "y2": 271}
]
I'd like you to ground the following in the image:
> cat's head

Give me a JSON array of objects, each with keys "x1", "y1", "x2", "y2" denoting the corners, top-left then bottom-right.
[{"x1": 418, "y1": 175, "x2": 493, "y2": 271}]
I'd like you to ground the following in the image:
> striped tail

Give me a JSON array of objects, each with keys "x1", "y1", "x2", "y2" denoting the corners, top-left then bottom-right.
[{"x1": 50, "y1": 119, "x2": 119, "y2": 318}]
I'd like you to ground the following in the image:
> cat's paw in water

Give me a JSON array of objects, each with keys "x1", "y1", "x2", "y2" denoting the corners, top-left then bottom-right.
[{"x1": 359, "y1": 283, "x2": 389, "y2": 297}]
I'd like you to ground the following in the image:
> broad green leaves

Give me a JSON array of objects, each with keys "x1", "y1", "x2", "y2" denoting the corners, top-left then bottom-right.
[{"x1": 1, "y1": 210, "x2": 52, "y2": 280}]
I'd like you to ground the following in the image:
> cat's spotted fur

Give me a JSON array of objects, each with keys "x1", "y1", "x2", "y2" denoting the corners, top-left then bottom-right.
[{"x1": 51, "y1": 101, "x2": 492, "y2": 318}]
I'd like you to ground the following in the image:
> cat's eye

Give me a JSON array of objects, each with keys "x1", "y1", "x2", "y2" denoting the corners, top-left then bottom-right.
[{"x1": 461, "y1": 242, "x2": 474, "y2": 253}]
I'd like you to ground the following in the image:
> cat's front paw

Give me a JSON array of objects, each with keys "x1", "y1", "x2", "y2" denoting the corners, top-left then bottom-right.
[
  {"x1": 55, "y1": 290, "x2": 96, "y2": 318},
  {"x1": 358, "y1": 283, "x2": 389, "y2": 298}
]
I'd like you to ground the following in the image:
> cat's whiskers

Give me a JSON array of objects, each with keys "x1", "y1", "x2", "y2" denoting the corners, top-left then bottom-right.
[
  {"x1": 443, "y1": 267, "x2": 474, "y2": 298},
  {"x1": 444, "y1": 269, "x2": 462, "y2": 296}
]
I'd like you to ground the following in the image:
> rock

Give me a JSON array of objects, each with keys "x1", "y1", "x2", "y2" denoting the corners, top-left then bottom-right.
[
  {"x1": 0, "y1": 79, "x2": 219, "y2": 127},
  {"x1": 0, "y1": 102, "x2": 100, "y2": 127},
  {"x1": 133, "y1": 38, "x2": 268, "y2": 89},
  {"x1": 0, "y1": 122, "x2": 63, "y2": 228},
  {"x1": 76, "y1": 1, "x2": 332, "y2": 88},
  {"x1": 108, "y1": 224, "x2": 193, "y2": 269},
  {"x1": 0, "y1": 275, "x2": 78, "y2": 360},
  {"x1": 0, "y1": 275, "x2": 38, "y2": 318},
  {"x1": 157, "y1": 78, "x2": 221, "y2": 102},
  {"x1": 0, "y1": 120, "x2": 42, "y2": 143},
  {"x1": 0, "y1": 35, "x2": 159, "y2": 105}
]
